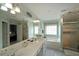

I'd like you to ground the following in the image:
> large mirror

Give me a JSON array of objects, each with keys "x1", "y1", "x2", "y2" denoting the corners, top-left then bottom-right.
[
  {"x1": 0, "y1": 3, "x2": 40, "y2": 49},
  {"x1": 0, "y1": 4, "x2": 28, "y2": 48}
]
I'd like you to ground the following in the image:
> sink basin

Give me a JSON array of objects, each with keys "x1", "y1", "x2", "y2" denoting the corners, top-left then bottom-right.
[{"x1": 22, "y1": 41, "x2": 28, "y2": 47}]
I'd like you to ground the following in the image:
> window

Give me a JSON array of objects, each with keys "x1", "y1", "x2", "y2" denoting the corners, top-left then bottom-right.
[
  {"x1": 45, "y1": 25, "x2": 57, "y2": 35},
  {"x1": 34, "y1": 26, "x2": 39, "y2": 34}
]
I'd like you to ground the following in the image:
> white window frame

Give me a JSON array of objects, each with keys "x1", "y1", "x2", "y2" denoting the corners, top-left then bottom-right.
[{"x1": 45, "y1": 25, "x2": 57, "y2": 35}]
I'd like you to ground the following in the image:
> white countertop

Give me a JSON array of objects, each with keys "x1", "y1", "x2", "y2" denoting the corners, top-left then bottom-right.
[{"x1": 15, "y1": 39, "x2": 45, "y2": 56}]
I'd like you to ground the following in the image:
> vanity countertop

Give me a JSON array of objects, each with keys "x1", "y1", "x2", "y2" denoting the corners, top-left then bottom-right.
[{"x1": 15, "y1": 39, "x2": 45, "y2": 56}]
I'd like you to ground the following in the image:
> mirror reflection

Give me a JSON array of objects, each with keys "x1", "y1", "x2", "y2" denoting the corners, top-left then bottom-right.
[{"x1": 0, "y1": 3, "x2": 41, "y2": 48}]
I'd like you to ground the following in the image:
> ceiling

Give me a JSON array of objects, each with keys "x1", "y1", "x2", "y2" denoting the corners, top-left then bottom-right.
[
  {"x1": 21, "y1": 3, "x2": 79, "y2": 22},
  {"x1": 1, "y1": 3, "x2": 79, "y2": 22}
]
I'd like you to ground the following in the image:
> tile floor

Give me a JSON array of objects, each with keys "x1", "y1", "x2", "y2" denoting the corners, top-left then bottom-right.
[
  {"x1": 43, "y1": 47, "x2": 65, "y2": 56},
  {"x1": 42, "y1": 40, "x2": 65, "y2": 56}
]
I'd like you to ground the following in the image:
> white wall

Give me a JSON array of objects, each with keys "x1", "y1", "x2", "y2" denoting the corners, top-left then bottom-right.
[
  {"x1": 0, "y1": 18, "x2": 3, "y2": 48},
  {"x1": 0, "y1": 10, "x2": 7, "y2": 48},
  {"x1": 28, "y1": 20, "x2": 34, "y2": 39},
  {"x1": 0, "y1": 15, "x2": 10, "y2": 48},
  {"x1": 17, "y1": 24, "x2": 23, "y2": 42},
  {"x1": 57, "y1": 20, "x2": 61, "y2": 42}
]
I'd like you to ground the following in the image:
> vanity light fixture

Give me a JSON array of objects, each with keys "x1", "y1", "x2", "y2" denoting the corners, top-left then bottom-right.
[
  {"x1": 14, "y1": 7, "x2": 20, "y2": 13},
  {"x1": 0, "y1": 3, "x2": 21, "y2": 14},
  {"x1": 0, "y1": 6, "x2": 8, "y2": 11},
  {"x1": 10, "y1": 10, "x2": 16, "y2": 14},
  {"x1": 33, "y1": 20, "x2": 40, "y2": 23},
  {"x1": 4, "y1": 3, "x2": 13, "y2": 9}
]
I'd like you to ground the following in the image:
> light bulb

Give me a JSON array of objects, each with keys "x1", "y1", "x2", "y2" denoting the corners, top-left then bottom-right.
[
  {"x1": 10, "y1": 10, "x2": 16, "y2": 14},
  {"x1": 14, "y1": 7, "x2": 20, "y2": 13},
  {"x1": 33, "y1": 20, "x2": 40, "y2": 23},
  {"x1": 4, "y1": 3, "x2": 12, "y2": 9},
  {"x1": 0, "y1": 6, "x2": 8, "y2": 11}
]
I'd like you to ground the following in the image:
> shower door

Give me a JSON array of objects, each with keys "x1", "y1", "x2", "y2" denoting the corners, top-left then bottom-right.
[{"x1": 63, "y1": 22, "x2": 79, "y2": 51}]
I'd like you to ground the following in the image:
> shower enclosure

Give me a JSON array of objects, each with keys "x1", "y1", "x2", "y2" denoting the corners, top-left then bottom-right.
[{"x1": 63, "y1": 20, "x2": 79, "y2": 52}]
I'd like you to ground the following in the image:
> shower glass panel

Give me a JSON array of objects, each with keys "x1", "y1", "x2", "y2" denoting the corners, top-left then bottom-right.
[{"x1": 63, "y1": 22, "x2": 79, "y2": 52}]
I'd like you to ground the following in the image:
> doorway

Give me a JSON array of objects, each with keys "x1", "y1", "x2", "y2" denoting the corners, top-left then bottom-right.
[{"x1": 10, "y1": 24, "x2": 17, "y2": 45}]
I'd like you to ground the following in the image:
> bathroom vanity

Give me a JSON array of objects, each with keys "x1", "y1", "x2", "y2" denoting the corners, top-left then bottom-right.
[
  {"x1": 0, "y1": 38, "x2": 45, "y2": 56},
  {"x1": 15, "y1": 39, "x2": 45, "y2": 56}
]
